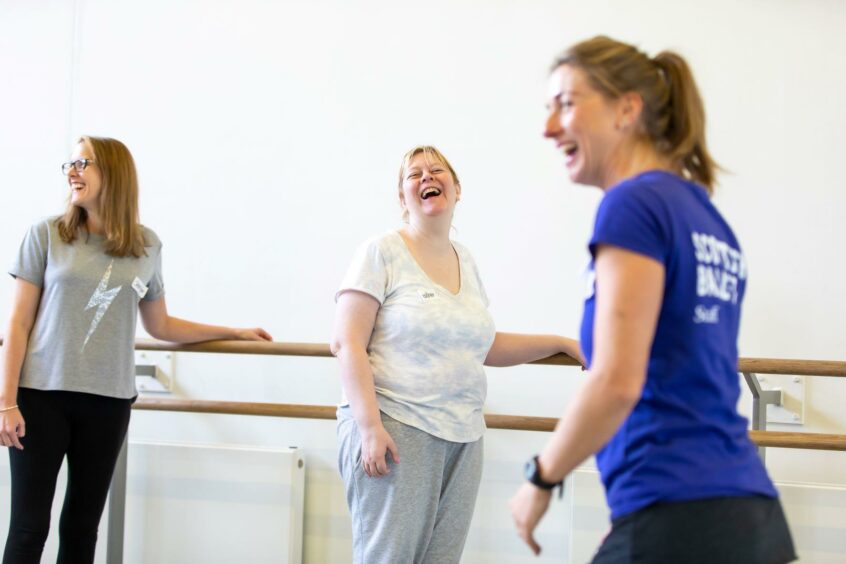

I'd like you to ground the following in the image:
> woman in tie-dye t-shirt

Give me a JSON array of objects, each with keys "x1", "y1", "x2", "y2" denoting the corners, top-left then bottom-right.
[{"x1": 331, "y1": 145, "x2": 582, "y2": 564}]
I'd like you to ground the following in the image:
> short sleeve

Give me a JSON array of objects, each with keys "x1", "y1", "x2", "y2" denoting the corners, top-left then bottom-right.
[
  {"x1": 335, "y1": 238, "x2": 388, "y2": 304},
  {"x1": 9, "y1": 220, "x2": 51, "y2": 287},
  {"x1": 589, "y1": 183, "x2": 669, "y2": 264},
  {"x1": 144, "y1": 246, "x2": 165, "y2": 301},
  {"x1": 140, "y1": 226, "x2": 165, "y2": 301}
]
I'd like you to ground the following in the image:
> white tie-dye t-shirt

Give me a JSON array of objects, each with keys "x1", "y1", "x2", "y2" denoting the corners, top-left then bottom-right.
[{"x1": 336, "y1": 231, "x2": 496, "y2": 443}]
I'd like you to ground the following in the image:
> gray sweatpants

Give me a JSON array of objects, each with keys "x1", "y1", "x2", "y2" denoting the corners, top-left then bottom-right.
[{"x1": 337, "y1": 409, "x2": 483, "y2": 564}]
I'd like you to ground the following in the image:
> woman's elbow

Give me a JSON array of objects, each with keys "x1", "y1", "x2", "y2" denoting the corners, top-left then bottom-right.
[
  {"x1": 4, "y1": 319, "x2": 34, "y2": 345},
  {"x1": 9, "y1": 317, "x2": 34, "y2": 336},
  {"x1": 331, "y1": 337, "x2": 368, "y2": 361},
  {"x1": 144, "y1": 328, "x2": 165, "y2": 341},
  {"x1": 592, "y1": 370, "x2": 644, "y2": 409},
  {"x1": 613, "y1": 386, "x2": 642, "y2": 409},
  {"x1": 142, "y1": 319, "x2": 169, "y2": 341},
  {"x1": 330, "y1": 335, "x2": 351, "y2": 358},
  {"x1": 483, "y1": 334, "x2": 510, "y2": 367},
  {"x1": 483, "y1": 352, "x2": 507, "y2": 368}
]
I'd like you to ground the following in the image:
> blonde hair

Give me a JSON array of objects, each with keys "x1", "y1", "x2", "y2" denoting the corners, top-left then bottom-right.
[
  {"x1": 56, "y1": 135, "x2": 147, "y2": 257},
  {"x1": 397, "y1": 146, "x2": 461, "y2": 221},
  {"x1": 553, "y1": 36, "x2": 718, "y2": 194}
]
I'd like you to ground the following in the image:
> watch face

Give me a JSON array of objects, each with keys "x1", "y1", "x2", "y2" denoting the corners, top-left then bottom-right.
[{"x1": 524, "y1": 457, "x2": 538, "y2": 481}]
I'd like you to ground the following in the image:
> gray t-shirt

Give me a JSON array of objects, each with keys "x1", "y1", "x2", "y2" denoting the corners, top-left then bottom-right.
[
  {"x1": 336, "y1": 231, "x2": 496, "y2": 443},
  {"x1": 9, "y1": 217, "x2": 165, "y2": 399}
]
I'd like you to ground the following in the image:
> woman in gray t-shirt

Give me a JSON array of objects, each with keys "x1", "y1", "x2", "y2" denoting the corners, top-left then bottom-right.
[
  {"x1": 331, "y1": 145, "x2": 583, "y2": 564},
  {"x1": 0, "y1": 135, "x2": 272, "y2": 562}
]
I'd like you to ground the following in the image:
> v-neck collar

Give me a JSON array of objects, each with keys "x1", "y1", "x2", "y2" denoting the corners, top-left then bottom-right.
[{"x1": 393, "y1": 230, "x2": 463, "y2": 297}]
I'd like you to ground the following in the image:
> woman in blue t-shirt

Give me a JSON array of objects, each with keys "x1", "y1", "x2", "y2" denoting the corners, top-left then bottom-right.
[{"x1": 509, "y1": 36, "x2": 796, "y2": 563}]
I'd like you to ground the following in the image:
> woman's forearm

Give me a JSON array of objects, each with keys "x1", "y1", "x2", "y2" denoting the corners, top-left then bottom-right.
[
  {"x1": 336, "y1": 346, "x2": 383, "y2": 431},
  {"x1": 0, "y1": 323, "x2": 28, "y2": 406},
  {"x1": 536, "y1": 370, "x2": 639, "y2": 483},
  {"x1": 2, "y1": 279, "x2": 41, "y2": 407},
  {"x1": 148, "y1": 316, "x2": 238, "y2": 343},
  {"x1": 533, "y1": 247, "x2": 663, "y2": 481},
  {"x1": 485, "y1": 332, "x2": 581, "y2": 367}
]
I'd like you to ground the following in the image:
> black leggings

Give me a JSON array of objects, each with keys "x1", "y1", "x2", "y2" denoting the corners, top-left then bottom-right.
[{"x1": 3, "y1": 388, "x2": 132, "y2": 564}]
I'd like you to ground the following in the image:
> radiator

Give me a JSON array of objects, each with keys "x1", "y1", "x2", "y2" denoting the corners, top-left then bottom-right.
[{"x1": 122, "y1": 441, "x2": 305, "y2": 564}]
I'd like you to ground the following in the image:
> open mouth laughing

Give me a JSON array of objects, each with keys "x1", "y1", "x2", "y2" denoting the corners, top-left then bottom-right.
[
  {"x1": 421, "y1": 187, "x2": 442, "y2": 200},
  {"x1": 562, "y1": 142, "x2": 578, "y2": 162}
]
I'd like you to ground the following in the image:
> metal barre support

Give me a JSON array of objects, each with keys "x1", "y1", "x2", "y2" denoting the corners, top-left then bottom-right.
[
  {"x1": 107, "y1": 437, "x2": 128, "y2": 564},
  {"x1": 743, "y1": 372, "x2": 784, "y2": 462}
]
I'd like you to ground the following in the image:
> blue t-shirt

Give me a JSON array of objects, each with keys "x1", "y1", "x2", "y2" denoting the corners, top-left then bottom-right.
[{"x1": 580, "y1": 170, "x2": 777, "y2": 520}]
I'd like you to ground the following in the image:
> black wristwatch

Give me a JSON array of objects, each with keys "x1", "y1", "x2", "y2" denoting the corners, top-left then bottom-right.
[{"x1": 524, "y1": 455, "x2": 564, "y2": 498}]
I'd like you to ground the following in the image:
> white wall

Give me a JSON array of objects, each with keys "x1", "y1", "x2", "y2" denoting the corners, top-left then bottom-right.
[{"x1": 1, "y1": 0, "x2": 845, "y2": 561}]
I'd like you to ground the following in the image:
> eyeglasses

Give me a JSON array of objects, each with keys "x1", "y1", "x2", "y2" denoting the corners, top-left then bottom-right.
[{"x1": 61, "y1": 158, "x2": 96, "y2": 174}]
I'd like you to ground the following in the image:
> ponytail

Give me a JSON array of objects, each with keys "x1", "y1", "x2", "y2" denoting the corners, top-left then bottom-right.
[{"x1": 652, "y1": 52, "x2": 718, "y2": 194}]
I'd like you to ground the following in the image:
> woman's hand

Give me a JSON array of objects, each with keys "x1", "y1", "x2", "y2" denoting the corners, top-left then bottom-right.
[
  {"x1": 509, "y1": 482, "x2": 553, "y2": 555},
  {"x1": 359, "y1": 424, "x2": 400, "y2": 477},
  {"x1": 0, "y1": 408, "x2": 25, "y2": 450},
  {"x1": 232, "y1": 327, "x2": 273, "y2": 341}
]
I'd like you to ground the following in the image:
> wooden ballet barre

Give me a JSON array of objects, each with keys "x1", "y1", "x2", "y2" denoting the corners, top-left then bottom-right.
[
  {"x1": 134, "y1": 397, "x2": 338, "y2": 419},
  {"x1": 135, "y1": 338, "x2": 332, "y2": 358},
  {"x1": 133, "y1": 397, "x2": 846, "y2": 452},
  {"x1": 132, "y1": 339, "x2": 846, "y2": 375},
  {"x1": 738, "y1": 358, "x2": 846, "y2": 377},
  {"x1": 749, "y1": 430, "x2": 846, "y2": 451},
  {"x1": 2, "y1": 338, "x2": 846, "y2": 376},
  {"x1": 133, "y1": 338, "x2": 584, "y2": 365}
]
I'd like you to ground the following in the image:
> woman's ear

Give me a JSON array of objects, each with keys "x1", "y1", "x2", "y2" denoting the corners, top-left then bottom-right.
[{"x1": 616, "y1": 91, "x2": 644, "y2": 130}]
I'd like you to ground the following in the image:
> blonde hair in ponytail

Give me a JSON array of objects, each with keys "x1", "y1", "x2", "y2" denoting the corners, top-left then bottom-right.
[{"x1": 553, "y1": 36, "x2": 719, "y2": 194}]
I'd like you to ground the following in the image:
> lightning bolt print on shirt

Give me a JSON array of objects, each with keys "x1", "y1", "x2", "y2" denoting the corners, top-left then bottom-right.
[{"x1": 82, "y1": 259, "x2": 123, "y2": 351}]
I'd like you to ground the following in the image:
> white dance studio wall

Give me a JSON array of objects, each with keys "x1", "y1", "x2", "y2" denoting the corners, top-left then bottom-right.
[{"x1": 1, "y1": 1, "x2": 844, "y2": 562}]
